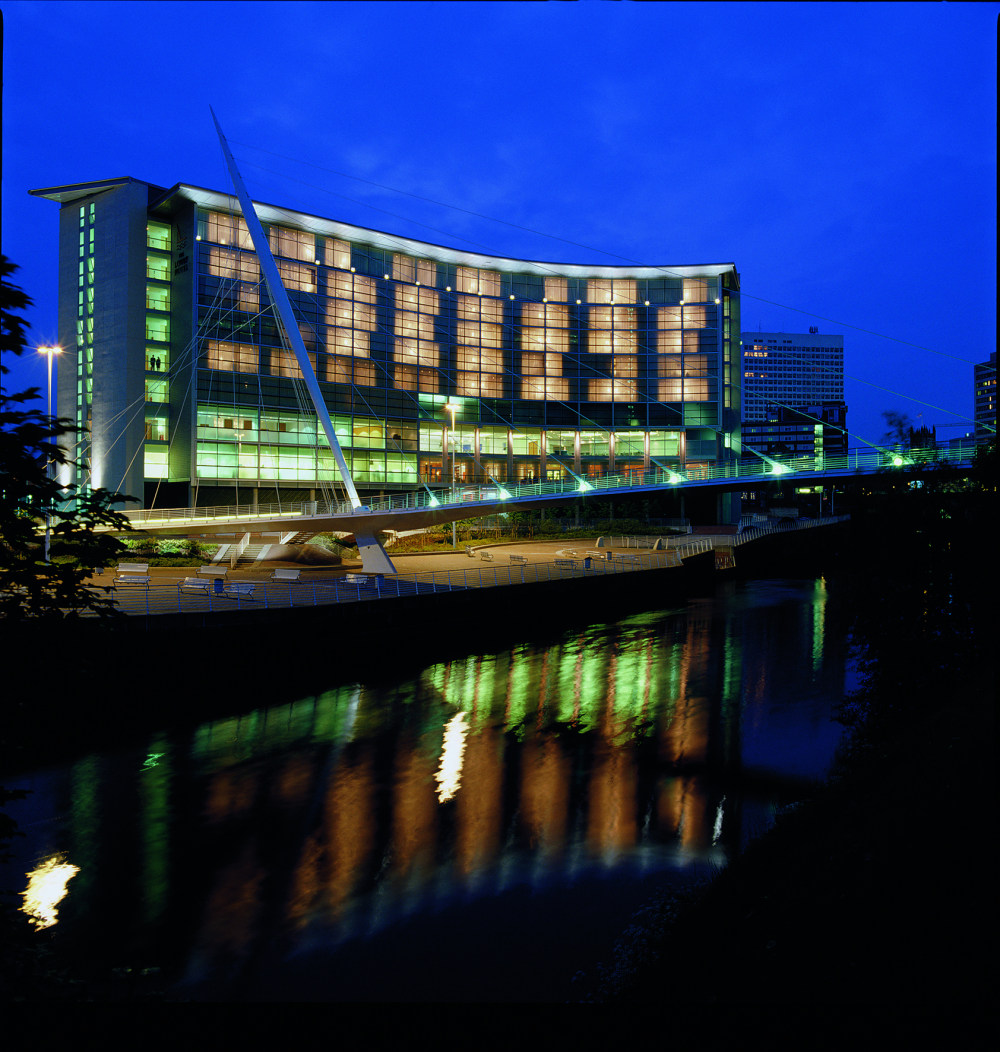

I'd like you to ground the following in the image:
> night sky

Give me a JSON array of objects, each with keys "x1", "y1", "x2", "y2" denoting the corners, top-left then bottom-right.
[{"x1": 2, "y1": 1, "x2": 996, "y2": 445}]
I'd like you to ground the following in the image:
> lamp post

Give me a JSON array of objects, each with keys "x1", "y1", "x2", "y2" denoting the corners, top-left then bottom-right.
[
  {"x1": 38, "y1": 345, "x2": 62, "y2": 562},
  {"x1": 445, "y1": 402, "x2": 457, "y2": 549}
]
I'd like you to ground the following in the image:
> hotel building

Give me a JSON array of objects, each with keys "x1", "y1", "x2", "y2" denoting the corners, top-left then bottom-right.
[{"x1": 31, "y1": 177, "x2": 741, "y2": 513}]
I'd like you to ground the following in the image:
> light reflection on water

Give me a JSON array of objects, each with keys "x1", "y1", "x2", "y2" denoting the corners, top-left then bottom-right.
[{"x1": 4, "y1": 578, "x2": 850, "y2": 1001}]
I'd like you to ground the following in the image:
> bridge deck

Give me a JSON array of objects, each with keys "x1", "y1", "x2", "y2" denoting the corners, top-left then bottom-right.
[{"x1": 120, "y1": 446, "x2": 972, "y2": 538}]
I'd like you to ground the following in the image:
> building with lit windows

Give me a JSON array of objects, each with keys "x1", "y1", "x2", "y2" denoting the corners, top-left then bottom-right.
[
  {"x1": 974, "y1": 352, "x2": 995, "y2": 446},
  {"x1": 740, "y1": 329, "x2": 846, "y2": 460},
  {"x1": 31, "y1": 177, "x2": 741, "y2": 514}
]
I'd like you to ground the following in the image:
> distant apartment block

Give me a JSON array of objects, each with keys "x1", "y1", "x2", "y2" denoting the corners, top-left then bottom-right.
[
  {"x1": 974, "y1": 352, "x2": 996, "y2": 446},
  {"x1": 740, "y1": 328, "x2": 846, "y2": 460}
]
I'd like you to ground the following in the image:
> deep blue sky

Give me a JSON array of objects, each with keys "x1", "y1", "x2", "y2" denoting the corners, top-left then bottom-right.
[{"x1": 2, "y1": 1, "x2": 996, "y2": 445}]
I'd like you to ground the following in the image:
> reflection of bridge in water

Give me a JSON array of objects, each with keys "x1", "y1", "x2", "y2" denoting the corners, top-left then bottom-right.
[{"x1": 122, "y1": 442, "x2": 976, "y2": 571}]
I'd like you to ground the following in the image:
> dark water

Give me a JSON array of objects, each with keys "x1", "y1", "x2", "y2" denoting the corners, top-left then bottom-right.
[{"x1": 3, "y1": 577, "x2": 854, "y2": 1001}]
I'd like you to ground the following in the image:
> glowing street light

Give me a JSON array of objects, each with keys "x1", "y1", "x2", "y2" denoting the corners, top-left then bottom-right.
[
  {"x1": 445, "y1": 402, "x2": 458, "y2": 548},
  {"x1": 38, "y1": 345, "x2": 62, "y2": 562}
]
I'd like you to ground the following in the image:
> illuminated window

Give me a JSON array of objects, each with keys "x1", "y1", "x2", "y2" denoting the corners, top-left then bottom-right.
[
  {"x1": 277, "y1": 260, "x2": 316, "y2": 293},
  {"x1": 520, "y1": 376, "x2": 569, "y2": 400},
  {"x1": 395, "y1": 286, "x2": 439, "y2": 313},
  {"x1": 612, "y1": 355, "x2": 638, "y2": 377},
  {"x1": 326, "y1": 300, "x2": 376, "y2": 331},
  {"x1": 146, "y1": 255, "x2": 170, "y2": 281},
  {"x1": 204, "y1": 339, "x2": 259, "y2": 373},
  {"x1": 326, "y1": 357, "x2": 377, "y2": 386},
  {"x1": 327, "y1": 328, "x2": 371, "y2": 357},
  {"x1": 394, "y1": 338, "x2": 440, "y2": 368},
  {"x1": 416, "y1": 259, "x2": 437, "y2": 286},
  {"x1": 204, "y1": 212, "x2": 251, "y2": 248},
  {"x1": 271, "y1": 348, "x2": 319, "y2": 380},
  {"x1": 588, "y1": 378, "x2": 636, "y2": 401},
  {"x1": 145, "y1": 315, "x2": 170, "y2": 343},
  {"x1": 323, "y1": 237, "x2": 352, "y2": 269},
  {"x1": 144, "y1": 414, "x2": 168, "y2": 441},
  {"x1": 269, "y1": 225, "x2": 314, "y2": 262},
  {"x1": 145, "y1": 378, "x2": 168, "y2": 403},
  {"x1": 682, "y1": 278, "x2": 710, "y2": 303},
  {"x1": 682, "y1": 305, "x2": 708, "y2": 329},
  {"x1": 456, "y1": 267, "x2": 500, "y2": 296},
  {"x1": 586, "y1": 279, "x2": 612, "y2": 304},
  {"x1": 456, "y1": 320, "x2": 502, "y2": 347},
  {"x1": 146, "y1": 221, "x2": 171, "y2": 251},
  {"x1": 144, "y1": 447, "x2": 169, "y2": 479},
  {"x1": 544, "y1": 277, "x2": 568, "y2": 301},
  {"x1": 656, "y1": 306, "x2": 683, "y2": 327},
  {"x1": 649, "y1": 431, "x2": 681, "y2": 456},
  {"x1": 616, "y1": 431, "x2": 645, "y2": 456},
  {"x1": 392, "y1": 254, "x2": 415, "y2": 282},
  {"x1": 457, "y1": 373, "x2": 504, "y2": 397},
  {"x1": 395, "y1": 311, "x2": 436, "y2": 341},
  {"x1": 146, "y1": 285, "x2": 170, "y2": 311},
  {"x1": 327, "y1": 271, "x2": 376, "y2": 303},
  {"x1": 458, "y1": 296, "x2": 503, "y2": 322}
]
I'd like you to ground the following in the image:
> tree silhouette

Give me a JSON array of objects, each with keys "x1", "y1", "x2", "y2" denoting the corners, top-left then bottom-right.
[{"x1": 1, "y1": 257, "x2": 134, "y2": 620}]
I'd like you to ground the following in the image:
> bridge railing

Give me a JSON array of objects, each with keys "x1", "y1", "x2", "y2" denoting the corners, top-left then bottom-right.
[{"x1": 122, "y1": 442, "x2": 978, "y2": 527}]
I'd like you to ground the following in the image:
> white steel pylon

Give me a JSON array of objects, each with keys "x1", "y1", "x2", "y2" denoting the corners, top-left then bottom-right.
[{"x1": 211, "y1": 108, "x2": 396, "y2": 574}]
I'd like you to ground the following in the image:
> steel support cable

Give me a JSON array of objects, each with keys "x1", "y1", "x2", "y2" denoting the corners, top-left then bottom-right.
[{"x1": 233, "y1": 145, "x2": 982, "y2": 368}]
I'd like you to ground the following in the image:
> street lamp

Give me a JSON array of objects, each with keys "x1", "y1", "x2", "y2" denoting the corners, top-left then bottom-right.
[
  {"x1": 38, "y1": 345, "x2": 62, "y2": 562},
  {"x1": 445, "y1": 402, "x2": 458, "y2": 548}
]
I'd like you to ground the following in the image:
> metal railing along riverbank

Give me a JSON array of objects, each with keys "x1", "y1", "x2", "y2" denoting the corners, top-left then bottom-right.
[
  {"x1": 104, "y1": 514, "x2": 850, "y2": 617},
  {"x1": 105, "y1": 550, "x2": 684, "y2": 617}
]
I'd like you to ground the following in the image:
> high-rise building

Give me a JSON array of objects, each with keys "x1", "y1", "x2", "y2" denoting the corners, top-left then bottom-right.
[
  {"x1": 31, "y1": 177, "x2": 742, "y2": 514},
  {"x1": 740, "y1": 328, "x2": 846, "y2": 460},
  {"x1": 974, "y1": 352, "x2": 996, "y2": 446}
]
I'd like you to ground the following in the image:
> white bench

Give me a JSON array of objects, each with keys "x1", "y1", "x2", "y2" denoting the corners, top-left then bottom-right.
[
  {"x1": 509, "y1": 554, "x2": 528, "y2": 564},
  {"x1": 479, "y1": 550, "x2": 494, "y2": 562},
  {"x1": 198, "y1": 565, "x2": 226, "y2": 577},
  {"x1": 179, "y1": 577, "x2": 211, "y2": 595},
  {"x1": 465, "y1": 546, "x2": 476, "y2": 558},
  {"x1": 223, "y1": 582, "x2": 255, "y2": 600},
  {"x1": 114, "y1": 562, "x2": 149, "y2": 586},
  {"x1": 270, "y1": 568, "x2": 301, "y2": 581}
]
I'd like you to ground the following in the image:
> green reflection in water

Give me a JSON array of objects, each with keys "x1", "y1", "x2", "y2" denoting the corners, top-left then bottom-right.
[
  {"x1": 812, "y1": 577, "x2": 827, "y2": 675},
  {"x1": 141, "y1": 734, "x2": 169, "y2": 924}
]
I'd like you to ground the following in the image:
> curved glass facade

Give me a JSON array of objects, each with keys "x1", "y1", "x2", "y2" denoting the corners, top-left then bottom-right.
[{"x1": 34, "y1": 178, "x2": 740, "y2": 507}]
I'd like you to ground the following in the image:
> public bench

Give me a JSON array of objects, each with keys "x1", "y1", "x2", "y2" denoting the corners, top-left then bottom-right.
[
  {"x1": 509, "y1": 554, "x2": 528, "y2": 565},
  {"x1": 465, "y1": 546, "x2": 476, "y2": 558},
  {"x1": 197, "y1": 565, "x2": 226, "y2": 577},
  {"x1": 179, "y1": 577, "x2": 211, "y2": 595},
  {"x1": 270, "y1": 567, "x2": 301, "y2": 581},
  {"x1": 479, "y1": 550, "x2": 494, "y2": 562},
  {"x1": 114, "y1": 563, "x2": 149, "y2": 586},
  {"x1": 554, "y1": 558, "x2": 578, "y2": 570},
  {"x1": 223, "y1": 582, "x2": 255, "y2": 600}
]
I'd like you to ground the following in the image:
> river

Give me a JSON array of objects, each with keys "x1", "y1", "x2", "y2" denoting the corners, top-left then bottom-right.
[{"x1": 3, "y1": 576, "x2": 855, "y2": 1002}]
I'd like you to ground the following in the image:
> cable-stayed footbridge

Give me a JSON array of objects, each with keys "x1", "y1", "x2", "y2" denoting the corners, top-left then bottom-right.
[{"x1": 121, "y1": 440, "x2": 978, "y2": 571}]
